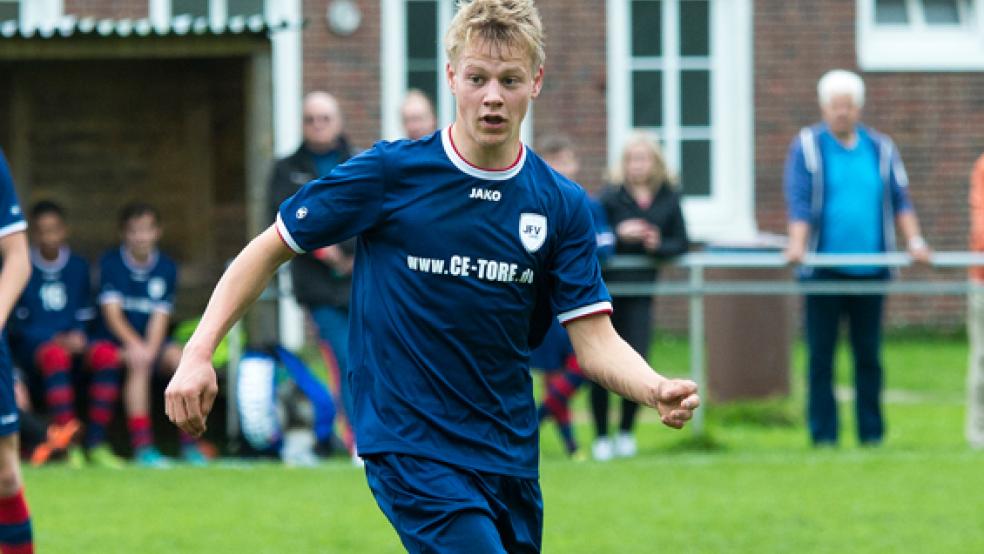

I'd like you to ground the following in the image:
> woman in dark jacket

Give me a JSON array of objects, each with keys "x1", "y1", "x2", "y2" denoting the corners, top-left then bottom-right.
[{"x1": 592, "y1": 131, "x2": 689, "y2": 461}]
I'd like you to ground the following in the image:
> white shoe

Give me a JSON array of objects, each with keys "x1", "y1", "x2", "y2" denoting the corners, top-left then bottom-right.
[
  {"x1": 592, "y1": 437, "x2": 614, "y2": 461},
  {"x1": 614, "y1": 432, "x2": 637, "y2": 458},
  {"x1": 351, "y1": 453, "x2": 365, "y2": 468}
]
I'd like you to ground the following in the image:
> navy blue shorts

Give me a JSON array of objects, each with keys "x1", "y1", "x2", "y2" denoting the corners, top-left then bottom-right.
[
  {"x1": 0, "y1": 339, "x2": 18, "y2": 437},
  {"x1": 364, "y1": 453, "x2": 543, "y2": 554}
]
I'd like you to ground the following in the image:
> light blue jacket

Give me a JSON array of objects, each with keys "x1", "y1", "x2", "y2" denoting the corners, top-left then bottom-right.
[{"x1": 783, "y1": 123, "x2": 914, "y2": 276}]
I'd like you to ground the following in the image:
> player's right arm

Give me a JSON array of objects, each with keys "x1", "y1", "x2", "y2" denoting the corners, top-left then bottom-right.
[{"x1": 165, "y1": 225, "x2": 294, "y2": 437}]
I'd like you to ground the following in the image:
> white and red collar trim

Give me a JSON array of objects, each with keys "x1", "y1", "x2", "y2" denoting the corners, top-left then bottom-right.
[
  {"x1": 31, "y1": 246, "x2": 70, "y2": 273},
  {"x1": 441, "y1": 125, "x2": 526, "y2": 181}
]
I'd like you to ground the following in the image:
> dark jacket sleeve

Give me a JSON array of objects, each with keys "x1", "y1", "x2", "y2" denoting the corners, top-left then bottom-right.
[
  {"x1": 268, "y1": 159, "x2": 296, "y2": 223},
  {"x1": 654, "y1": 190, "x2": 689, "y2": 258}
]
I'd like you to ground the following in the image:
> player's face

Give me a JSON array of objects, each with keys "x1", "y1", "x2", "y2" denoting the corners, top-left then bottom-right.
[
  {"x1": 543, "y1": 149, "x2": 580, "y2": 180},
  {"x1": 821, "y1": 93, "x2": 861, "y2": 138},
  {"x1": 624, "y1": 142, "x2": 655, "y2": 187},
  {"x1": 122, "y1": 214, "x2": 161, "y2": 259},
  {"x1": 401, "y1": 97, "x2": 437, "y2": 140},
  {"x1": 32, "y1": 213, "x2": 67, "y2": 253},
  {"x1": 447, "y1": 39, "x2": 543, "y2": 160}
]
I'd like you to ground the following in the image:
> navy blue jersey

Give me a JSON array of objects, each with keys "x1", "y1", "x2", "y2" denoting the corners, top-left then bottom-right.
[
  {"x1": 95, "y1": 248, "x2": 177, "y2": 338},
  {"x1": 277, "y1": 127, "x2": 611, "y2": 477},
  {"x1": 0, "y1": 148, "x2": 26, "y2": 435},
  {"x1": 0, "y1": 149, "x2": 26, "y2": 242},
  {"x1": 9, "y1": 248, "x2": 95, "y2": 353}
]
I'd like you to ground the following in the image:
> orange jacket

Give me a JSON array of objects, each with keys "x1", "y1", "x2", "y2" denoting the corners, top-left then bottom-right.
[{"x1": 970, "y1": 154, "x2": 984, "y2": 281}]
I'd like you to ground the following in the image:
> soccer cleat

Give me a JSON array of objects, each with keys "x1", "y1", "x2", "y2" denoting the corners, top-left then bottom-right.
[
  {"x1": 88, "y1": 445, "x2": 126, "y2": 469},
  {"x1": 614, "y1": 432, "x2": 637, "y2": 458},
  {"x1": 591, "y1": 436, "x2": 614, "y2": 462},
  {"x1": 181, "y1": 444, "x2": 209, "y2": 467},
  {"x1": 30, "y1": 419, "x2": 81, "y2": 467},
  {"x1": 134, "y1": 446, "x2": 173, "y2": 469},
  {"x1": 66, "y1": 446, "x2": 86, "y2": 469}
]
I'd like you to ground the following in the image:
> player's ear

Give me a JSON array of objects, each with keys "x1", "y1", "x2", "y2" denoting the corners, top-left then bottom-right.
[
  {"x1": 530, "y1": 66, "x2": 544, "y2": 100},
  {"x1": 446, "y1": 61, "x2": 458, "y2": 96}
]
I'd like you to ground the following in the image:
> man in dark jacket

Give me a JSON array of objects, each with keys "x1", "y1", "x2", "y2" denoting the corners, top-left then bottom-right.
[{"x1": 267, "y1": 91, "x2": 358, "y2": 455}]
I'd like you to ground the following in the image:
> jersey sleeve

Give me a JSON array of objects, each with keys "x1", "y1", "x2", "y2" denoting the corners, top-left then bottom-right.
[
  {"x1": 0, "y1": 149, "x2": 27, "y2": 238},
  {"x1": 276, "y1": 144, "x2": 387, "y2": 254},
  {"x1": 97, "y1": 255, "x2": 126, "y2": 306},
  {"x1": 155, "y1": 261, "x2": 177, "y2": 314},
  {"x1": 74, "y1": 258, "x2": 97, "y2": 326},
  {"x1": 551, "y1": 189, "x2": 613, "y2": 325}
]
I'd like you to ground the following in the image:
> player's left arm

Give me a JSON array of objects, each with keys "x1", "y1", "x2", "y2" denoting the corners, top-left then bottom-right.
[
  {"x1": 0, "y1": 230, "x2": 30, "y2": 330},
  {"x1": 567, "y1": 313, "x2": 699, "y2": 429}
]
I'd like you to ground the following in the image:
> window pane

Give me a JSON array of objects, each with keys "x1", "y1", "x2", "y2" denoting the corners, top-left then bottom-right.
[
  {"x1": 228, "y1": 0, "x2": 264, "y2": 17},
  {"x1": 631, "y1": 0, "x2": 661, "y2": 57},
  {"x1": 680, "y1": 70, "x2": 710, "y2": 126},
  {"x1": 407, "y1": 1, "x2": 438, "y2": 60},
  {"x1": 408, "y1": 70, "x2": 440, "y2": 115},
  {"x1": 172, "y1": 0, "x2": 208, "y2": 17},
  {"x1": 632, "y1": 71, "x2": 662, "y2": 127},
  {"x1": 679, "y1": 0, "x2": 709, "y2": 56},
  {"x1": 680, "y1": 140, "x2": 711, "y2": 196},
  {"x1": 0, "y1": 4, "x2": 17, "y2": 22},
  {"x1": 875, "y1": 0, "x2": 909, "y2": 23},
  {"x1": 923, "y1": 0, "x2": 960, "y2": 24}
]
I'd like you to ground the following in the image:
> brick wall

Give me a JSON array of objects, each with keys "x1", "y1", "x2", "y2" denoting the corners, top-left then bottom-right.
[
  {"x1": 63, "y1": 0, "x2": 148, "y2": 19},
  {"x1": 533, "y1": 1, "x2": 609, "y2": 194},
  {"x1": 302, "y1": 0, "x2": 382, "y2": 151},
  {"x1": 755, "y1": 0, "x2": 984, "y2": 330}
]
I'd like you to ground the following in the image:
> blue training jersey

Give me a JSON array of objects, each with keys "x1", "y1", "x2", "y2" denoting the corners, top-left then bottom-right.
[
  {"x1": 277, "y1": 127, "x2": 612, "y2": 478},
  {"x1": 9, "y1": 248, "x2": 95, "y2": 352},
  {"x1": 95, "y1": 247, "x2": 177, "y2": 338}
]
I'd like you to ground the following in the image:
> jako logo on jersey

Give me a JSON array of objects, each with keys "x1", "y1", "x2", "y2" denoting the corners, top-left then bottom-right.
[
  {"x1": 148, "y1": 277, "x2": 167, "y2": 300},
  {"x1": 519, "y1": 213, "x2": 547, "y2": 253},
  {"x1": 296, "y1": 206, "x2": 309, "y2": 219},
  {"x1": 469, "y1": 188, "x2": 501, "y2": 202}
]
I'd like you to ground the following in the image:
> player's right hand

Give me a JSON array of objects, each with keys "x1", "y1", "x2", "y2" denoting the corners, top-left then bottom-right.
[{"x1": 165, "y1": 353, "x2": 218, "y2": 438}]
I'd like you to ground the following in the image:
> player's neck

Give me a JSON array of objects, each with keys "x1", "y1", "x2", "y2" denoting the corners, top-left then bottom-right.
[
  {"x1": 125, "y1": 247, "x2": 153, "y2": 265},
  {"x1": 39, "y1": 245, "x2": 61, "y2": 262},
  {"x1": 449, "y1": 123, "x2": 521, "y2": 171}
]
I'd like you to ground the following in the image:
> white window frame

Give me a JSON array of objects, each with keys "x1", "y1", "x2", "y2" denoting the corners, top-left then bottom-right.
[
  {"x1": 6, "y1": 0, "x2": 62, "y2": 31},
  {"x1": 857, "y1": 0, "x2": 984, "y2": 70},
  {"x1": 150, "y1": 0, "x2": 264, "y2": 29},
  {"x1": 380, "y1": 0, "x2": 533, "y2": 143},
  {"x1": 607, "y1": 0, "x2": 755, "y2": 243}
]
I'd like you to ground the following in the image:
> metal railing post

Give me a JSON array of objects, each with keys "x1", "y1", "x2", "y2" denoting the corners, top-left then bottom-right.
[{"x1": 689, "y1": 264, "x2": 706, "y2": 437}]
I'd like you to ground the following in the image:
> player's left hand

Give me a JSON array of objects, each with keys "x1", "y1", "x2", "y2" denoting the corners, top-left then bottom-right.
[
  {"x1": 165, "y1": 352, "x2": 218, "y2": 437},
  {"x1": 655, "y1": 379, "x2": 700, "y2": 429}
]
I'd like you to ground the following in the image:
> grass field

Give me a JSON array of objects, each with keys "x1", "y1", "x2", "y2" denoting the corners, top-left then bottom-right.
[{"x1": 25, "y1": 334, "x2": 984, "y2": 553}]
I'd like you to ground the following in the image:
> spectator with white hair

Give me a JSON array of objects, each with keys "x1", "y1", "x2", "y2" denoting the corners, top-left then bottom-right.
[{"x1": 784, "y1": 69, "x2": 931, "y2": 447}]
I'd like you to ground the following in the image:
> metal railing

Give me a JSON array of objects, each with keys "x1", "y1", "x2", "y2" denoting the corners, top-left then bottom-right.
[
  {"x1": 224, "y1": 252, "x2": 984, "y2": 443},
  {"x1": 604, "y1": 251, "x2": 984, "y2": 436}
]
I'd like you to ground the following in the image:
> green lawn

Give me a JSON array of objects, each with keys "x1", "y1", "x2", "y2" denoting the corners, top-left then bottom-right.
[{"x1": 25, "y1": 334, "x2": 984, "y2": 553}]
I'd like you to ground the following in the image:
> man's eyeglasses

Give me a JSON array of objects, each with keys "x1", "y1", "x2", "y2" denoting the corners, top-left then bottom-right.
[{"x1": 304, "y1": 115, "x2": 332, "y2": 125}]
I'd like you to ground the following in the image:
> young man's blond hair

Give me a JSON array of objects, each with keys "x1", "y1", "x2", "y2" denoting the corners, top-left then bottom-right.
[{"x1": 445, "y1": 0, "x2": 546, "y2": 71}]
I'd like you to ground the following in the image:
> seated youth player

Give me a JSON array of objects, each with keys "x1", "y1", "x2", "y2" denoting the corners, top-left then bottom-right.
[
  {"x1": 167, "y1": 1, "x2": 700, "y2": 551},
  {"x1": 530, "y1": 135, "x2": 614, "y2": 458},
  {"x1": 7, "y1": 201, "x2": 124, "y2": 468},
  {"x1": 95, "y1": 203, "x2": 204, "y2": 468}
]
